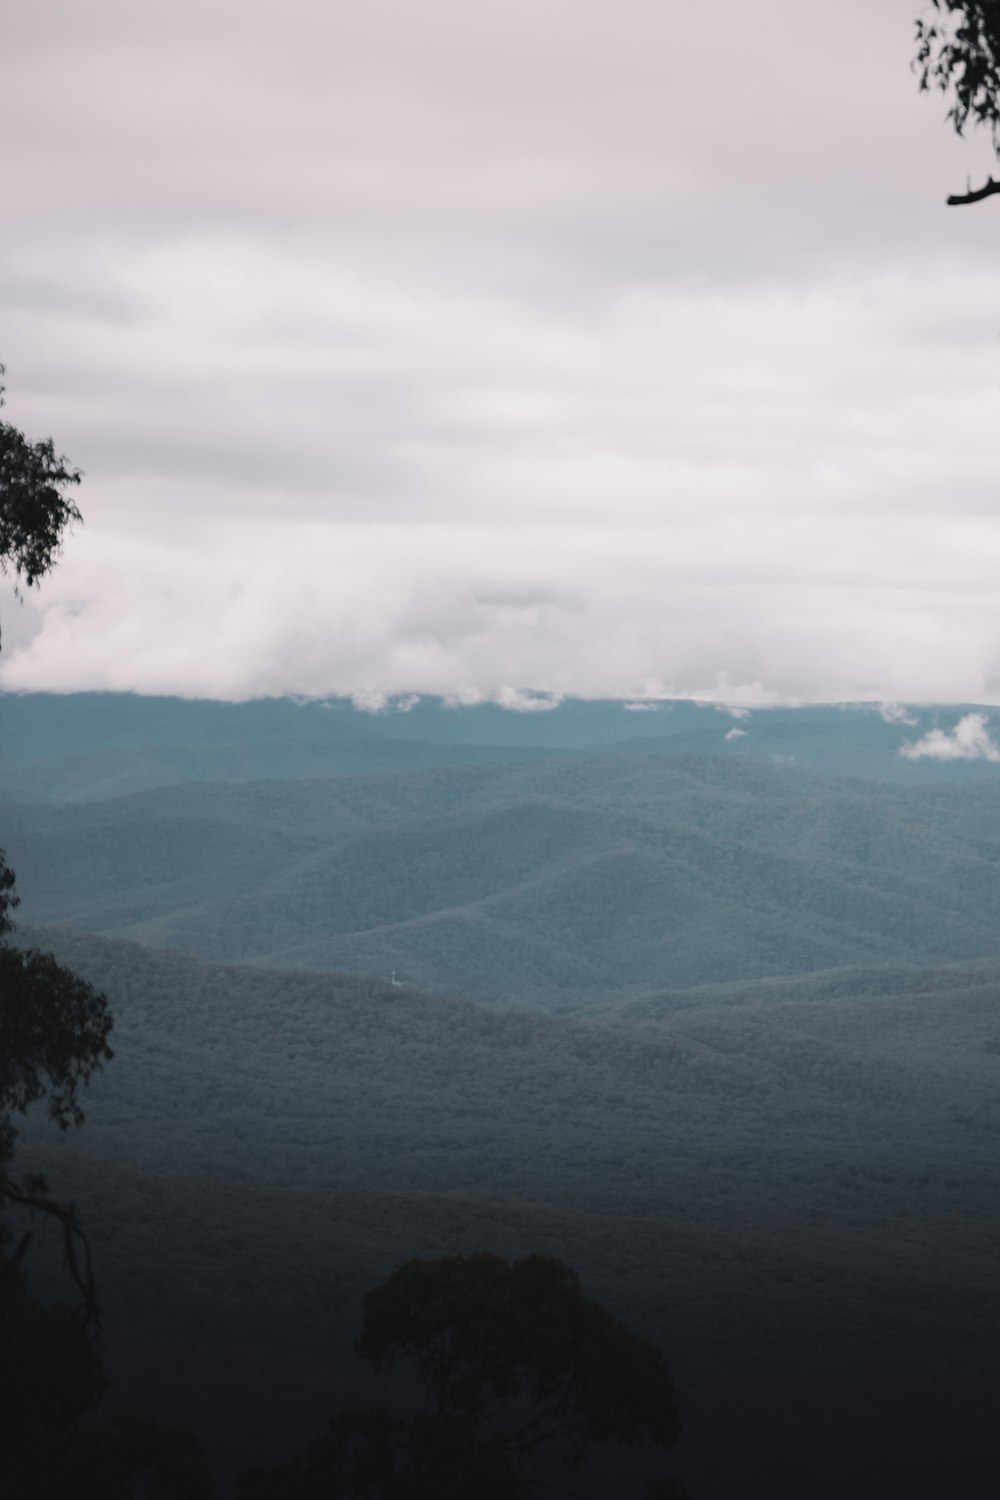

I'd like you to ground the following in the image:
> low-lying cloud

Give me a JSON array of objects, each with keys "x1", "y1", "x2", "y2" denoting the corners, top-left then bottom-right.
[
  {"x1": 899, "y1": 713, "x2": 1000, "y2": 763},
  {"x1": 7, "y1": 506, "x2": 1000, "y2": 706},
  {"x1": 879, "y1": 702, "x2": 918, "y2": 726}
]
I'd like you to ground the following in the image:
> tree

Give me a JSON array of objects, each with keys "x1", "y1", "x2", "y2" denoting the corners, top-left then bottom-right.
[
  {"x1": 0, "y1": 363, "x2": 111, "y2": 1306},
  {"x1": 0, "y1": 1269, "x2": 109, "y2": 1496},
  {"x1": 0, "y1": 852, "x2": 217, "y2": 1495},
  {"x1": 0, "y1": 370, "x2": 213, "y2": 1496},
  {"x1": 0, "y1": 366, "x2": 216, "y2": 1497},
  {"x1": 914, "y1": 1, "x2": 1000, "y2": 203},
  {"x1": 0, "y1": 855, "x2": 114, "y2": 1313},
  {"x1": 0, "y1": 1267, "x2": 214, "y2": 1500},
  {"x1": 0, "y1": 355, "x2": 109, "y2": 1432},
  {"x1": 239, "y1": 1252, "x2": 686, "y2": 1499},
  {"x1": 0, "y1": 363, "x2": 82, "y2": 607}
]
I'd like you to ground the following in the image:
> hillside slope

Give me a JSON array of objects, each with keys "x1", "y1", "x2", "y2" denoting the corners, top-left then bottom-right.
[
  {"x1": 7, "y1": 751, "x2": 1000, "y2": 1005},
  {"x1": 17, "y1": 926, "x2": 1000, "y2": 1500}
]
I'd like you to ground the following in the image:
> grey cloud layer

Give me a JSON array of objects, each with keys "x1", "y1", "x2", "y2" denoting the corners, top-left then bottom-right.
[{"x1": 3, "y1": 0, "x2": 1000, "y2": 702}]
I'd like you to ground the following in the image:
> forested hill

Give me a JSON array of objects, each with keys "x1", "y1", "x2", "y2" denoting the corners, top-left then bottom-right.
[
  {"x1": 3, "y1": 691, "x2": 1000, "y2": 799},
  {"x1": 7, "y1": 692, "x2": 1000, "y2": 1496},
  {"x1": 18, "y1": 925, "x2": 1000, "y2": 1498},
  {"x1": 5, "y1": 694, "x2": 1000, "y2": 1006},
  {"x1": 22, "y1": 924, "x2": 1000, "y2": 1216}
]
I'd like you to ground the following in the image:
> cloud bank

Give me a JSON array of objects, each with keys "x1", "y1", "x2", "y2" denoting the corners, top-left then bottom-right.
[{"x1": 3, "y1": 1, "x2": 1000, "y2": 704}]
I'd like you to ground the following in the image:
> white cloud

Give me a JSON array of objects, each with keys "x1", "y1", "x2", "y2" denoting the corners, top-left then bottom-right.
[
  {"x1": 6, "y1": 511, "x2": 1000, "y2": 706},
  {"x1": 624, "y1": 701, "x2": 661, "y2": 712},
  {"x1": 879, "y1": 702, "x2": 918, "y2": 726},
  {"x1": 725, "y1": 727, "x2": 748, "y2": 741},
  {"x1": 350, "y1": 688, "x2": 390, "y2": 713},
  {"x1": 899, "y1": 713, "x2": 1000, "y2": 763},
  {"x1": 493, "y1": 687, "x2": 563, "y2": 713}
]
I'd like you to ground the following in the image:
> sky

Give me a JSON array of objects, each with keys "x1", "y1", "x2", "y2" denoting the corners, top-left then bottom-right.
[{"x1": 2, "y1": 0, "x2": 1000, "y2": 707}]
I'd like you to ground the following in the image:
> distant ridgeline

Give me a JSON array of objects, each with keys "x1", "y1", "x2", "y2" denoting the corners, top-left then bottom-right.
[
  {"x1": 3, "y1": 692, "x2": 1000, "y2": 1009},
  {"x1": 2, "y1": 691, "x2": 1000, "y2": 797}
]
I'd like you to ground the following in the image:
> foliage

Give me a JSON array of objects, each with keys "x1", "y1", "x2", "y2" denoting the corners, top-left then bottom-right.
[
  {"x1": 915, "y1": 1, "x2": 1000, "y2": 146},
  {"x1": 0, "y1": 1272, "x2": 108, "y2": 1497},
  {"x1": 0, "y1": 362, "x2": 111, "y2": 1316},
  {"x1": 0, "y1": 1276, "x2": 214, "y2": 1500},
  {"x1": 0, "y1": 367, "x2": 212, "y2": 1496},
  {"x1": 0, "y1": 855, "x2": 114, "y2": 1130},
  {"x1": 82, "y1": 1411, "x2": 216, "y2": 1500},
  {"x1": 0, "y1": 363, "x2": 82, "y2": 594},
  {"x1": 239, "y1": 1406, "x2": 523, "y2": 1500},
  {"x1": 0, "y1": 853, "x2": 113, "y2": 1313},
  {"x1": 359, "y1": 1253, "x2": 680, "y2": 1451},
  {"x1": 239, "y1": 1253, "x2": 682, "y2": 1498},
  {"x1": 914, "y1": 1, "x2": 1000, "y2": 201}
]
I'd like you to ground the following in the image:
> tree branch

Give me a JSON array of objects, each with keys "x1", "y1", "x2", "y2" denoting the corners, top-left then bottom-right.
[
  {"x1": 1, "y1": 1176, "x2": 99, "y2": 1327},
  {"x1": 0, "y1": 1230, "x2": 32, "y2": 1295},
  {"x1": 499, "y1": 1380, "x2": 577, "y2": 1454},
  {"x1": 947, "y1": 174, "x2": 1000, "y2": 204}
]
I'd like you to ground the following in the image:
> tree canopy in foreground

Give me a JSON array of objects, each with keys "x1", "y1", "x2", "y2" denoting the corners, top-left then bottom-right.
[
  {"x1": 0, "y1": 363, "x2": 110, "y2": 1307},
  {"x1": 0, "y1": 854, "x2": 113, "y2": 1311},
  {"x1": 0, "y1": 365, "x2": 214, "y2": 1497},
  {"x1": 0, "y1": 363, "x2": 82, "y2": 599},
  {"x1": 240, "y1": 1252, "x2": 685, "y2": 1498},
  {"x1": 915, "y1": 0, "x2": 1000, "y2": 203}
]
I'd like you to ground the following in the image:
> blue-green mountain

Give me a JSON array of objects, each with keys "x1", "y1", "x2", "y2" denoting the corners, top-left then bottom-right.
[{"x1": 5, "y1": 691, "x2": 1000, "y2": 1499}]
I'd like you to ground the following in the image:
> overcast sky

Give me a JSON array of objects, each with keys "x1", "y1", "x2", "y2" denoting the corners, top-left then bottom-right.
[{"x1": 2, "y1": 0, "x2": 999, "y2": 706}]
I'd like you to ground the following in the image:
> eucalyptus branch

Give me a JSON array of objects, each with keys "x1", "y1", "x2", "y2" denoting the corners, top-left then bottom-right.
[
  {"x1": 914, "y1": 3, "x2": 1000, "y2": 206},
  {"x1": 1, "y1": 1175, "x2": 99, "y2": 1327},
  {"x1": 946, "y1": 173, "x2": 1000, "y2": 202},
  {"x1": 500, "y1": 1392, "x2": 577, "y2": 1454},
  {"x1": 0, "y1": 1229, "x2": 32, "y2": 1295}
]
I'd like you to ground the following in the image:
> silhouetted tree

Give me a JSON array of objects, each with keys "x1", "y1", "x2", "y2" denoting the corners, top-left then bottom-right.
[
  {"x1": 0, "y1": 366, "x2": 111, "y2": 1304},
  {"x1": 0, "y1": 361, "x2": 101, "y2": 1486},
  {"x1": 0, "y1": 1269, "x2": 108, "y2": 1496},
  {"x1": 1, "y1": 1277, "x2": 214, "y2": 1500},
  {"x1": 0, "y1": 853, "x2": 113, "y2": 1312},
  {"x1": 914, "y1": 1, "x2": 1000, "y2": 203},
  {"x1": 0, "y1": 362, "x2": 82, "y2": 606},
  {"x1": 239, "y1": 1252, "x2": 686, "y2": 1499},
  {"x1": 0, "y1": 862, "x2": 213, "y2": 1495},
  {"x1": 0, "y1": 364, "x2": 214, "y2": 1498}
]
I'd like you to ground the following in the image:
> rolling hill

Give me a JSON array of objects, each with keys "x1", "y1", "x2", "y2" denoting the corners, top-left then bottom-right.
[
  {"x1": 5, "y1": 741, "x2": 1000, "y2": 1007},
  {"x1": 6, "y1": 690, "x2": 1000, "y2": 1496},
  {"x1": 16, "y1": 925, "x2": 1000, "y2": 1499}
]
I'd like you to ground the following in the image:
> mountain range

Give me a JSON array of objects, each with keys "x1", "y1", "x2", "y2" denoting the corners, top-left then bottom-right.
[{"x1": 5, "y1": 690, "x2": 1000, "y2": 1498}]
